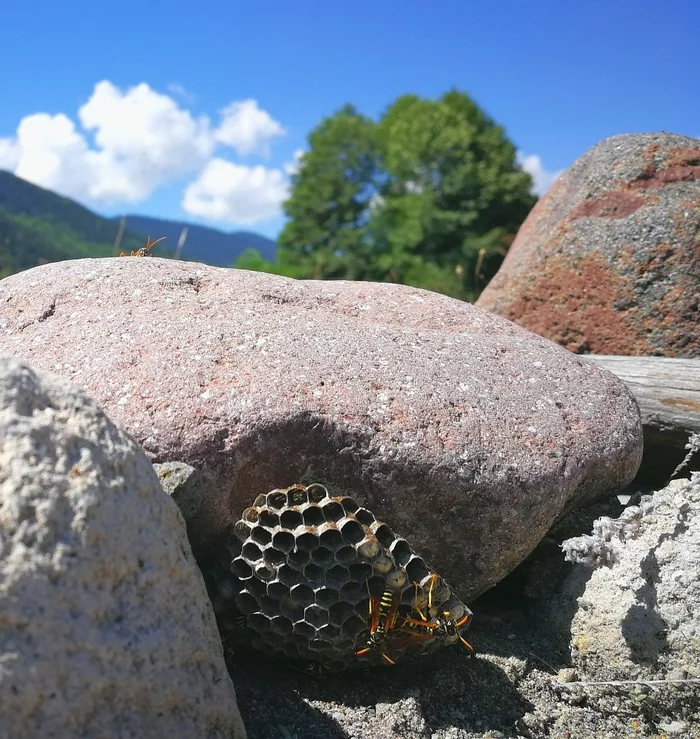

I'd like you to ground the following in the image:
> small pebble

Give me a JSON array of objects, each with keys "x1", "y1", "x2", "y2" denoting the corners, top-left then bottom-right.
[{"x1": 557, "y1": 668, "x2": 578, "y2": 683}]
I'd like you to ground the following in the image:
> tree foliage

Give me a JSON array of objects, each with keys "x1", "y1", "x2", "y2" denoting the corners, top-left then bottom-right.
[
  {"x1": 277, "y1": 105, "x2": 381, "y2": 280},
  {"x1": 247, "y1": 90, "x2": 537, "y2": 300},
  {"x1": 374, "y1": 91, "x2": 535, "y2": 292}
]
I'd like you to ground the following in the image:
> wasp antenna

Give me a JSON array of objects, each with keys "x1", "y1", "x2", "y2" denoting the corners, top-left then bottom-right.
[
  {"x1": 456, "y1": 613, "x2": 471, "y2": 629},
  {"x1": 412, "y1": 581, "x2": 428, "y2": 622},
  {"x1": 427, "y1": 573, "x2": 439, "y2": 611}
]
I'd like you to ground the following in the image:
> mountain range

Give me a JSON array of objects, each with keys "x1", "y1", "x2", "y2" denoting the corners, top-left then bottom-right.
[
  {"x1": 0, "y1": 170, "x2": 277, "y2": 278},
  {"x1": 119, "y1": 215, "x2": 277, "y2": 265}
]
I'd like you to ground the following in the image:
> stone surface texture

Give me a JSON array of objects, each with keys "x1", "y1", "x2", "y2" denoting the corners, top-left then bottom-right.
[
  {"x1": 0, "y1": 258, "x2": 643, "y2": 600},
  {"x1": 154, "y1": 460, "x2": 206, "y2": 522},
  {"x1": 561, "y1": 473, "x2": 700, "y2": 682},
  {"x1": 476, "y1": 132, "x2": 700, "y2": 357},
  {"x1": 0, "y1": 353, "x2": 247, "y2": 739}
]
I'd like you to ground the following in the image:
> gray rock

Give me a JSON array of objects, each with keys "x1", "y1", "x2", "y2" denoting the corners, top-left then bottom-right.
[
  {"x1": 561, "y1": 474, "x2": 700, "y2": 680},
  {"x1": 154, "y1": 460, "x2": 206, "y2": 522},
  {"x1": 0, "y1": 353, "x2": 247, "y2": 739},
  {"x1": 0, "y1": 259, "x2": 643, "y2": 599}
]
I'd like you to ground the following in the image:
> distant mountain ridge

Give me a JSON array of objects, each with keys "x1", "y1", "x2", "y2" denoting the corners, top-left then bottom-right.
[
  {"x1": 0, "y1": 170, "x2": 144, "y2": 253},
  {"x1": 0, "y1": 170, "x2": 157, "y2": 278},
  {"x1": 119, "y1": 215, "x2": 277, "y2": 267},
  {"x1": 0, "y1": 170, "x2": 276, "y2": 279}
]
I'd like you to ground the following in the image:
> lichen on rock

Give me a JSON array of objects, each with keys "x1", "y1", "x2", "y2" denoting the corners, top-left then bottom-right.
[{"x1": 561, "y1": 474, "x2": 700, "y2": 681}]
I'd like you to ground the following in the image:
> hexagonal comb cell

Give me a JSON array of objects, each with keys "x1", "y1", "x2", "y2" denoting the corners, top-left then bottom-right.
[
  {"x1": 258, "y1": 509, "x2": 280, "y2": 528},
  {"x1": 280, "y1": 508, "x2": 304, "y2": 530},
  {"x1": 287, "y1": 486, "x2": 308, "y2": 507},
  {"x1": 251, "y1": 526, "x2": 272, "y2": 546},
  {"x1": 272, "y1": 531, "x2": 295, "y2": 553},
  {"x1": 302, "y1": 505, "x2": 325, "y2": 527},
  {"x1": 266, "y1": 491, "x2": 287, "y2": 509},
  {"x1": 339, "y1": 518, "x2": 364, "y2": 544},
  {"x1": 389, "y1": 539, "x2": 413, "y2": 567},
  {"x1": 307, "y1": 483, "x2": 329, "y2": 504},
  {"x1": 208, "y1": 483, "x2": 473, "y2": 672},
  {"x1": 304, "y1": 604, "x2": 330, "y2": 630},
  {"x1": 318, "y1": 526, "x2": 343, "y2": 551},
  {"x1": 322, "y1": 500, "x2": 345, "y2": 522}
]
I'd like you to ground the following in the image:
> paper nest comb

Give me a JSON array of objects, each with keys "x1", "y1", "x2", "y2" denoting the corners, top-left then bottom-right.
[{"x1": 207, "y1": 483, "x2": 473, "y2": 672}]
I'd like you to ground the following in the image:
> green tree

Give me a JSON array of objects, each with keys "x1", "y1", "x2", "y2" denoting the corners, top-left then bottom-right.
[
  {"x1": 372, "y1": 91, "x2": 536, "y2": 296},
  {"x1": 265, "y1": 91, "x2": 536, "y2": 300},
  {"x1": 277, "y1": 105, "x2": 381, "y2": 279}
]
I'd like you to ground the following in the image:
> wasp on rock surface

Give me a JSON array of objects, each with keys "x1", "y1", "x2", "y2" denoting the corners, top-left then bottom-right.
[{"x1": 120, "y1": 235, "x2": 166, "y2": 257}]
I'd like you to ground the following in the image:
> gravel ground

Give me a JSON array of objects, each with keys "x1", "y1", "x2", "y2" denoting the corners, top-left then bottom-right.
[{"x1": 226, "y1": 486, "x2": 700, "y2": 739}]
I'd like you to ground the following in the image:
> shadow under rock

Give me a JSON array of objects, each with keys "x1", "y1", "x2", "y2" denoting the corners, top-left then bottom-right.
[
  {"x1": 227, "y1": 643, "x2": 532, "y2": 738},
  {"x1": 227, "y1": 647, "x2": 350, "y2": 739},
  {"x1": 472, "y1": 536, "x2": 582, "y2": 667},
  {"x1": 415, "y1": 648, "x2": 534, "y2": 736}
]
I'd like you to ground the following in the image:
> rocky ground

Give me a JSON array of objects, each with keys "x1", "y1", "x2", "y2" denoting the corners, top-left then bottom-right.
[{"x1": 227, "y1": 482, "x2": 700, "y2": 739}]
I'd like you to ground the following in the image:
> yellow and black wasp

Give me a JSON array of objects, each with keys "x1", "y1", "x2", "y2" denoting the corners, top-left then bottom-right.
[
  {"x1": 355, "y1": 584, "x2": 402, "y2": 665},
  {"x1": 398, "y1": 573, "x2": 473, "y2": 651},
  {"x1": 120, "y1": 235, "x2": 166, "y2": 257}
]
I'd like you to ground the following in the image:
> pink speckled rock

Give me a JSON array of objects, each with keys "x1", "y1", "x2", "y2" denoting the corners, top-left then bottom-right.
[{"x1": 0, "y1": 258, "x2": 642, "y2": 598}]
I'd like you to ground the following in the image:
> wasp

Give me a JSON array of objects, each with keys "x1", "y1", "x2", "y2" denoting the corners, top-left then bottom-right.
[
  {"x1": 120, "y1": 235, "x2": 166, "y2": 257},
  {"x1": 399, "y1": 573, "x2": 473, "y2": 651},
  {"x1": 355, "y1": 585, "x2": 402, "y2": 665}
]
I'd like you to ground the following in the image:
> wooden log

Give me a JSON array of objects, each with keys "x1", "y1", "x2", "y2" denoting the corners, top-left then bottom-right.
[
  {"x1": 583, "y1": 355, "x2": 700, "y2": 484},
  {"x1": 584, "y1": 355, "x2": 700, "y2": 434}
]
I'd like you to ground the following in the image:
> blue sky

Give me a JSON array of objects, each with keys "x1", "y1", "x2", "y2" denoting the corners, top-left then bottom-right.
[{"x1": 0, "y1": 1, "x2": 697, "y2": 240}]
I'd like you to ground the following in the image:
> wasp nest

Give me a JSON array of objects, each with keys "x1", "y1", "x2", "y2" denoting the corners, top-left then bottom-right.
[{"x1": 207, "y1": 483, "x2": 473, "y2": 672}]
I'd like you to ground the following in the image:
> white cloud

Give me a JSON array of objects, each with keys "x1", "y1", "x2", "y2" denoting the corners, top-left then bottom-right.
[
  {"x1": 0, "y1": 82, "x2": 217, "y2": 204},
  {"x1": 216, "y1": 99, "x2": 285, "y2": 156},
  {"x1": 283, "y1": 148, "x2": 305, "y2": 175},
  {"x1": 79, "y1": 81, "x2": 214, "y2": 189},
  {"x1": 166, "y1": 82, "x2": 196, "y2": 104},
  {"x1": 0, "y1": 136, "x2": 20, "y2": 170},
  {"x1": 11, "y1": 113, "x2": 98, "y2": 198},
  {"x1": 517, "y1": 152, "x2": 564, "y2": 196},
  {"x1": 182, "y1": 158, "x2": 288, "y2": 225},
  {"x1": 0, "y1": 81, "x2": 290, "y2": 224}
]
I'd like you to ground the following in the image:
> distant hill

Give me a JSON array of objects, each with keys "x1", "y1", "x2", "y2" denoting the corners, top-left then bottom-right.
[
  {"x1": 0, "y1": 170, "x2": 168, "y2": 278},
  {"x1": 120, "y1": 215, "x2": 277, "y2": 267},
  {"x1": 0, "y1": 170, "x2": 276, "y2": 280}
]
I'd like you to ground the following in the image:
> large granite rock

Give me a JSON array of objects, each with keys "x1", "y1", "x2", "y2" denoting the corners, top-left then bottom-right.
[
  {"x1": 477, "y1": 133, "x2": 700, "y2": 357},
  {"x1": 0, "y1": 258, "x2": 642, "y2": 599},
  {"x1": 0, "y1": 353, "x2": 247, "y2": 739}
]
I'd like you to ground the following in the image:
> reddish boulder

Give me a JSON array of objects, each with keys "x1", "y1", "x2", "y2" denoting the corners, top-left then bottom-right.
[
  {"x1": 0, "y1": 258, "x2": 642, "y2": 599},
  {"x1": 477, "y1": 133, "x2": 700, "y2": 357}
]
